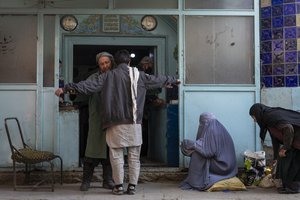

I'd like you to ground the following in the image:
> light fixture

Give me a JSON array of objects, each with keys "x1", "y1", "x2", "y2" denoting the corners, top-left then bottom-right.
[{"x1": 130, "y1": 53, "x2": 136, "y2": 58}]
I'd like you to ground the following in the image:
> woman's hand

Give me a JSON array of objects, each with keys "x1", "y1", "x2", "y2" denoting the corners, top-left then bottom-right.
[
  {"x1": 278, "y1": 148, "x2": 287, "y2": 157},
  {"x1": 182, "y1": 139, "x2": 195, "y2": 150}
]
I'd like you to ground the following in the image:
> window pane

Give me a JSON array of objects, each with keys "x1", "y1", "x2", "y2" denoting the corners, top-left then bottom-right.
[
  {"x1": 0, "y1": 0, "x2": 39, "y2": 8},
  {"x1": 47, "y1": 0, "x2": 108, "y2": 8},
  {"x1": 0, "y1": 15, "x2": 37, "y2": 83},
  {"x1": 114, "y1": 0, "x2": 178, "y2": 9},
  {"x1": 185, "y1": 16, "x2": 254, "y2": 84},
  {"x1": 185, "y1": 0, "x2": 253, "y2": 9},
  {"x1": 43, "y1": 15, "x2": 55, "y2": 87}
]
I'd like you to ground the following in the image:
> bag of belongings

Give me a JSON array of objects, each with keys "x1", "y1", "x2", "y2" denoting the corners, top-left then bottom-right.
[{"x1": 240, "y1": 150, "x2": 266, "y2": 186}]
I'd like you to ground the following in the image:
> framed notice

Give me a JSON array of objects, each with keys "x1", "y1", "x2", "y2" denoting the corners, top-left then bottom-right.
[{"x1": 103, "y1": 15, "x2": 120, "y2": 32}]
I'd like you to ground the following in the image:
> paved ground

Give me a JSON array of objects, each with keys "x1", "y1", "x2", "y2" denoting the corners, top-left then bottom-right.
[{"x1": 0, "y1": 181, "x2": 299, "y2": 200}]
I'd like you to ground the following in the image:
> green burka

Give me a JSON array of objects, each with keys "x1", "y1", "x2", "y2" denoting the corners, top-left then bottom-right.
[
  {"x1": 85, "y1": 90, "x2": 107, "y2": 159},
  {"x1": 75, "y1": 72, "x2": 107, "y2": 159}
]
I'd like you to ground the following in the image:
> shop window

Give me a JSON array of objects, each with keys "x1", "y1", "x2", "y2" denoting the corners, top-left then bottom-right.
[
  {"x1": 48, "y1": 0, "x2": 108, "y2": 9},
  {"x1": 114, "y1": 0, "x2": 178, "y2": 9},
  {"x1": 43, "y1": 15, "x2": 55, "y2": 87},
  {"x1": 185, "y1": 0, "x2": 254, "y2": 10},
  {"x1": 185, "y1": 16, "x2": 254, "y2": 84},
  {"x1": 0, "y1": 15, "x2": 37, "y2": 83}
]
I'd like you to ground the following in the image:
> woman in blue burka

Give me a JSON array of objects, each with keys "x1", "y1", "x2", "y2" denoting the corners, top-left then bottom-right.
[{"x1": 180, "y1": 112, "x2": 238, "y2": 191}]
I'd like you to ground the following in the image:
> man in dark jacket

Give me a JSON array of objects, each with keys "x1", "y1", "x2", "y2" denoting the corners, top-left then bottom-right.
[{"x1": 55, "y1": 49, "x2": 180, "y2": 195}]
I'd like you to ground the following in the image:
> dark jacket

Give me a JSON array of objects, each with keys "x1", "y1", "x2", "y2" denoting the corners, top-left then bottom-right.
[{"x1": 65, "y1": 63, "x2": 177, "y2": 129}]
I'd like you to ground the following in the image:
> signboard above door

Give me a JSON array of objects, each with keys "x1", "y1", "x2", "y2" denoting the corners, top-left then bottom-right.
[{"x1": 102, "y1": 15, "x2": 120, "y2": 32}]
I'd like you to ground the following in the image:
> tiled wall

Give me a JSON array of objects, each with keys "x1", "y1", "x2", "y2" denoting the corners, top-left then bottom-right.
[{"x1": 261, "y1": 0, "x2": 300, "y2": 87}]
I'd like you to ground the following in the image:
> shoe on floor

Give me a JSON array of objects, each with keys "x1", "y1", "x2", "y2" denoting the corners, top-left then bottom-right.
[
  {"x1": 112, "y1": 184, "x2": 124, "y2": 195},
  {"x1": 103, "y1": 180, "x2": 115, "y2": 189},
  {"x1": 277, "y1": 187, "x2": 299, "y2": 194},
  {"x1": 80, "y1": 182, "x2": 90, "y2": 191},
  {"x1": 126, "y1": 184, "x2": 136, "y2": 195}
]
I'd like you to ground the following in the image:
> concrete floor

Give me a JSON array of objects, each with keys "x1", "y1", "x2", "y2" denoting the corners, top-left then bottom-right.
[
  {"x1": 0, "y1": 166, "x2": 299, "y2": 200},
  {"x1": 0, "y1": 181, "x2": 299, "y2": 200}
]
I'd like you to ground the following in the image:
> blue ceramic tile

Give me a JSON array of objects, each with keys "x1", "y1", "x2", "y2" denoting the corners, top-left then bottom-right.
[
  {"x1": 284, "y1": 4, "x2": 296, "y2": 15},
  {"x1": 273, "y1": 51, "x2": 284, "y2": 63},
  {"x1": 273, "y1": 16, "x2": 284, "y2": 27},
  {"x1": 262, "y1": 18, "x2": 272, "y2": 29},
  {"x1": 285, "y1": 27, "x2": 297, "y2": 38},
  {"x1": 284, "y1": 15, "x2": 296, "y2": 26},
  {"x1": 273, "y1": 76, "x2": 285, "y2": 87},
  {"x1": 297, "y1": 3, "x2": 300, "y2": 13},
  {"x1": 296, "y1": 27, "x2": 300, "y2": 37},
  {"x1": 284, "y1": 0, "x2": 295, "y2": 3},
  {"x1": 285, "y1": 51, "x2": 297, "y2": 62},
  {"x1": 285, "y1": 75, "x2": 298, "y2": 86},
  {"x1": 285, "y1": 63, "x2": 298, "y2": 74},
  {"x1": 262, "y1": 76, "x2": 273, "y2": 87},
  {"x1": 272, "y1": 0, "x2": 283, "y2": 5},
  {"x1": 262, "y1": 64, "x2": 273, "y2": 75},
  {"x1": 262, "y1": 7, "x2": 272, "y2": 18},
  {"x1": 262, "y1": 41, "x2": 272, "y2": 52},
  {"x1": 285, "y1": 39, "x2": 297, "y2": 50},
  {"x1": 261, "y1": 29, "x2": 272, "y2": 40},
  {"x1": 272, "y1": 28, "x2": 283, "y2": 39},
  {"x1": 298, "y1": 51, "x2": 300, "y2": 61},
  {"x1": 272, "y1": 5, "x2": 283, "y2": 16},
  {"x1": 262, "y1": 53, "x2": 273, "y2": 64},
  {"x1": 273, "y1": 64, "x2": 285, "y2": 75},
  {"x1": 273, "y1": 39, "x2": 284, "y2": 51}
]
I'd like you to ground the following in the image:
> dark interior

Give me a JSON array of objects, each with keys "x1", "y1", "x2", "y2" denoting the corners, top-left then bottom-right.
[{"x1": 73, "y1": 45, "x2": 159, "y2": 166}]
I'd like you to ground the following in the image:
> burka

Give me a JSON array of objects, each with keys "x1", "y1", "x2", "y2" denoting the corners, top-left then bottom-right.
[
  {"x1": 180, "y1": 112, "x2": 238, "y2": 191},
  {"x1": 249, "y1": 103, "x2": 300, "y2": 143},
  {"x1": 249, "y1": 103, "x2": 300, "y2": 193}
]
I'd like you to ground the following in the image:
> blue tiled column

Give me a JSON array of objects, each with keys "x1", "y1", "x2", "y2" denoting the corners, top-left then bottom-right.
[{"x1": 260, "y1": 0, "x2": 299, "y2": 87}]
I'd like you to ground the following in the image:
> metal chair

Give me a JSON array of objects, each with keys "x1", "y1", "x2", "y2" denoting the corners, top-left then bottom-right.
[{"x1": 4, "y1": 117, "x2": 63, "y2": 191}]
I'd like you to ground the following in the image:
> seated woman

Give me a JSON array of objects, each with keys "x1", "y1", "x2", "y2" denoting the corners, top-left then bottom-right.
[
  {"x1": 180, "y1": 112, "x2": 238, "y2": 191},
  {"x1": 249, "y1": 103, "x2": 300, "y2": 194}
]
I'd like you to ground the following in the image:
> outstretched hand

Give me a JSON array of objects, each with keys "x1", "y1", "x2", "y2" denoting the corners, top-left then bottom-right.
[
  {"x1": 182, "y1": 139, "x2": 195, "y2": 150},
  {"x1": 165, "y1": 79, "x2": 181, "y2": 88},
  {"x1": 55, "y1": 88, "x2": 64, "y2": 97}
]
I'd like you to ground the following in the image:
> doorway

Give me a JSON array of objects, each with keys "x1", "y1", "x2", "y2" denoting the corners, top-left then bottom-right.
[
  {"x1": 73, "y1": 45, "x2": 165, "y2": 166},
  {"x1": 63, "y1": 35, "x2": 176, "y2": 167}
]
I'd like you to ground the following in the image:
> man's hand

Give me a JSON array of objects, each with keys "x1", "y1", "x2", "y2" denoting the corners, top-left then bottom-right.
[
  {"x1": 153, "y1": 98, "x2": 165, "y2": 106},
  {"x1": 165, "y1": 79, "x2": 181, "y2": 88},
  {"x1": 55, "y1": 88, "x2": 64, "y2": 97}
]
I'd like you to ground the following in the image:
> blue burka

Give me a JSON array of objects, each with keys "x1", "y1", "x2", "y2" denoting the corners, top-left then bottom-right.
[{"x1": 180, "y1": 112, "x2": 238, "y2": 191}]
